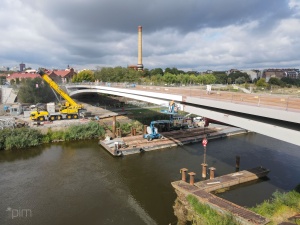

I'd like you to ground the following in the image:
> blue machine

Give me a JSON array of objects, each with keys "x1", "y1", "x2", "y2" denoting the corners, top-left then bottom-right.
[{"x1": 143, "y1": 120, "x2": 171, "y2": 141}]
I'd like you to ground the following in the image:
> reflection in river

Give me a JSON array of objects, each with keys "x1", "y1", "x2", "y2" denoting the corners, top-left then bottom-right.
[{"x1": 0, "y1": 133, "x2": 299, "y2": 224}]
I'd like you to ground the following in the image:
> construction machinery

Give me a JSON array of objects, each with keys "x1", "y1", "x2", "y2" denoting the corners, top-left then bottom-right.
[
  {"x1": 143, "y1": 120, "x2": 171, "y2": 141},
  {"x1": 30, "y1": 70, "x2": 85, "y2": 121},
  {"x1": 144, "y1": 101, "x2": 204, "y2": 141},
  {"x1": 160, "y1": 100, "x2": 178, "y2": 115}
]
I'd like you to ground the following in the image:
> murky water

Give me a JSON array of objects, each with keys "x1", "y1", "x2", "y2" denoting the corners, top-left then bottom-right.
[{"x1": 0, "y1": 133, "x2": 299, "y2": 225}]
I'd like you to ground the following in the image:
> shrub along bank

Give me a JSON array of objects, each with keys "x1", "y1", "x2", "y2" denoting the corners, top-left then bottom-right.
[
  {"x1": 185, "y1": 184, "x2": 300, "y2": 225},
  {"x1": 0, "y1": 122, "x2": 106, "y2": 151},
  {"x1": 250, "y1": 185, "x2": 300, "y2": 224},
  {"x1": 186, "y1": 195, "x2": 239, "y2": 225}
]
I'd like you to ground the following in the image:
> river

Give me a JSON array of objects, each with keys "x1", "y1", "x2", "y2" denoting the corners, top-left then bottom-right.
[{"x1": 0, "y1": 133, "x2": 299, "y2": 225}]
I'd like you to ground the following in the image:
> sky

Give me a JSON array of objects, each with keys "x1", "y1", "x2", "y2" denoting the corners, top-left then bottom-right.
[{"x1": 1, "y1": 0, "x2": 300, "y2": 72}]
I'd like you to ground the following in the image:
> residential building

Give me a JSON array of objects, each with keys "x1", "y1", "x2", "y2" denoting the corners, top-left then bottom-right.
[
  {"x1": 20, "y1": 63, "x2": 25, "y2": 72},
  {"x1": 48, "y1": 67, "x2": 76, "y2": 83},
  {"x1": 226, "y1": 69, "x2": 240, "y2": 75},
  {"x1": 241, "y1": 70, "x2": 261, "y2": 81},
  {"x1": 262, "y1": 69, "x2": 299, "y2": 81},
  {"x1": 6, "y1": 72, "x2": 39, "y2": 83},
  {"x1": 5, "y1": 67, "x2": 76, "y2": 84}
]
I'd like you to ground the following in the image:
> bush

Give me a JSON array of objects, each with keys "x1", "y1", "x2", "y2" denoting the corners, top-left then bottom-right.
[
  {"x1": 0, "y1": 128, "x2": 43, "y2": 150},
  {"x1": 63, "y1": 122, "x2": 105, "y2": 141},
  {"x1": 132, "y1": 120, "x2": 143, "y2": 132},
  {"x1": 44, "y1": 129, "x2": 65, "y2": 142},
  {"x1": 0, "y1": 122, "x2": 106, "y2": 151},
  {"x1": 120, "y1": 123, "x2": 132, "y2": 134},
  {"x1": 187, "y1": 195, "x2": 239, "y2": 225},
  {"x1": 250, "y1": 187, "x2": 300, "y2": 223}
]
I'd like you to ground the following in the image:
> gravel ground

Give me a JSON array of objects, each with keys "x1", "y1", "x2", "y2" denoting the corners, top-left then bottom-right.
[{"x1": 0, "y1": 103, "x2": 127, "y2": 133}]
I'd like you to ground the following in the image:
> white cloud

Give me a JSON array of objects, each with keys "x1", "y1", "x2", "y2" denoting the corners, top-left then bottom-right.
[{"x1": 0, "y1": 0, "x2": 299, "y2": 71}]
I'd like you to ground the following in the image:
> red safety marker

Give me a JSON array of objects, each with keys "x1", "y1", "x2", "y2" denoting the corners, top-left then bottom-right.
[{"x1": 202, "y1": 138, "x2": 208, "y2": 147}]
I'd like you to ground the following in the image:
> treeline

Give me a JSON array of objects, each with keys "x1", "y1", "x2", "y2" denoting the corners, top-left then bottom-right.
[
  {"x1": 0, "y1": 122, "x2": 105, "y2": 151},
  {"x1": 94, "y1": 67, "x2": 300, "y2": 87},
  {"x1": 93, "y1": 67, "x2": 244, "y2": 85},
  {"x1": 10, "y1": 67, "x2": 300, "y2": 105}
]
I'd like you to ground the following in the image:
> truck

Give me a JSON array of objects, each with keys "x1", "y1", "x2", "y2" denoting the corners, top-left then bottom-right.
[{"x1": 30, "y1": 70, "x2": 86, "y2": 121}]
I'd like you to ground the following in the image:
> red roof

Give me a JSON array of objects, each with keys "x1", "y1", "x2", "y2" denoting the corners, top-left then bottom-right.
[
  {"x1": 7, "y1": 72, "x2": 40, "y2": 80},
  {"x1": 48, "y1": 69, "x2": 74, "y2": 77}
]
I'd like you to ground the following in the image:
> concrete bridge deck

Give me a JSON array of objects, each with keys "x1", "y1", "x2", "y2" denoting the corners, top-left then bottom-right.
[{"x1": 67, "y1": 84, "x2": 300, "y2": 146}]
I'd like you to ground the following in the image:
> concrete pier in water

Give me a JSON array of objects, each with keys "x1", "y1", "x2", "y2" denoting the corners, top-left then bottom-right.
[{"x1": 172, "y1": 167, "x2": 270, "y2": 225}]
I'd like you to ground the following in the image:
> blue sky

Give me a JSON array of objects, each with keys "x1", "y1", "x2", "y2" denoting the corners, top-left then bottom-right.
[{"x1": 1, "y1": 0, "x2": 300, "y2": 71}]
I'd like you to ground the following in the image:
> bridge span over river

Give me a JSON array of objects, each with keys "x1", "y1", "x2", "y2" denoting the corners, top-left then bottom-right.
[{"x1": 66, "y1": 83, "x2": 300, "y2": 146}]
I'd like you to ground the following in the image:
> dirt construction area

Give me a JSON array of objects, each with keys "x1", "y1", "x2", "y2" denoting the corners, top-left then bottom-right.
[{"x1": 0, "y1": 102, "x2": 131, "y2": 134}]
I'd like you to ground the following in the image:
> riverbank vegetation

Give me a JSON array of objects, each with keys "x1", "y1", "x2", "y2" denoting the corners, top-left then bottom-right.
[
  {"x1": 186, "y1": 195, "x2": 240, "y2": 225},
  {"x1": 185, "y1": 185, "x2": 300, "y2": 225},
  {"x1": 0, "y1": 122, "x2": 105, "y2": 150},
  {"x1": 0, "y1": 127, "x2": 43, "y2": 150},
  {"x1": 250, "y1": 184, "x2": 300, "y2": 225}
]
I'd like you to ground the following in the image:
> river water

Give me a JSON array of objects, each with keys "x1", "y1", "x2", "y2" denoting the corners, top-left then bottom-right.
[{"x1": 0, "y1": 133, "x2": 299, "y2": 225}]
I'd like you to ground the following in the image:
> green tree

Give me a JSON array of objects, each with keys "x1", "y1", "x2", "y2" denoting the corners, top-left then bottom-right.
[
  {"x1": 268, "y1": 77, "x2": 285, "y2": 87},
  {"x1": 162, "y1": 72, "x2": 177, "y2": 85},
  {"x1": 213, "y1": 73, "x2": 228, "y2": 84},
  {"x1": 143, "y1": 68, "x2": 150, "y2": 78},
  {"x1": 227, "y1": 77, "x2": 232, "y2": 84},
  {"x1": 0, "y1": 76, "x2": 6, "y2": 85},
  {"x1": 72, "y1": 70, "x2": 95, "y2": 82},
  {"x1": 123, "y1": 69, "x2": 141, "y2": 82},
  {"x1": 235, "y1": 76, "x2": 246, "y2": 84},
  {"x1": 150, "y1": 74, "x2": 163, "y2": 85},
  {"x1": 256, "y1": 78, "x2": 268, "y2": 88},
  {"x1": 94, "y1": 67, "x2": 143, "y2": 83},
  {"x1": 202, "y1": 74, "x2": 216, "y2": 84},
  {"x1": 189, "y1": 74, "x2": 197, "y2": 85},
  {"x1": 281, "y1": 77, "x2": 300, "y2": 87},
  {"x1": 180, "y1": 74, "x2": 190, "y2": 85},
  {"x1": 18, "y1": 78, "x2": 56, "y2": 103},
  {"x1": 165, "y1": 67, "x2": 184, "y2": 75},
  {"x1": 150, "y1": 68, "x2": 164, "y2": 76},
  {"x1": 228, "y1": 71, "x2": 251, "y2": 83}
]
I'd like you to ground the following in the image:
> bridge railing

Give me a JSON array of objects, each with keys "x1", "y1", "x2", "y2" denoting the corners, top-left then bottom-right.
[
  {"x1": 135, "y1": 85, "x2": 300, "y2": 112},
  {"x1": 67, "y1": 82, "x2": 300, "y2": 112}
]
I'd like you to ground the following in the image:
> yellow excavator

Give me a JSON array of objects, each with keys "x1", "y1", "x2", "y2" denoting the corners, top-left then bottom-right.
[{"x1": 30, "y1": 70, "x2": 85, "y2": 121}]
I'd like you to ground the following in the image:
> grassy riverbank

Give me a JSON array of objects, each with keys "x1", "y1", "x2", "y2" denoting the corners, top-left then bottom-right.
[
  {"x1": 186, "y1": 195, "x2": 239, "y2": 225},
  {"x1": 186, "y1": 184, "x2": 300, "y2": 225},
  {"x1": 0, "y1": 121, "x2": 106, "y2": 151},
  {"x1": 250, "y1": 185, "x2": 300, "y2": 224}
]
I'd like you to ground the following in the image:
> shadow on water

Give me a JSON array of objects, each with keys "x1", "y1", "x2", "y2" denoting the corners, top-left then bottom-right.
[{"x1": 0, "y1": 146, "x2": 44, "y2": 162}]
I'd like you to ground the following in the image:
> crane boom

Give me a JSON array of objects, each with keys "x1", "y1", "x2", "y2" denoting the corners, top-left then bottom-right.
[
  {"x1": 29, "y1": 70, "x2": 85, "y2": 121},
  {"x1": 38, "y1": 70, "x2": 78, "y2": 106}
]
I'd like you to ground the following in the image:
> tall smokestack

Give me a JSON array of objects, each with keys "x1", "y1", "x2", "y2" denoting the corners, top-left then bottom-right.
[{"x1": 137, "y1": 26, "x2": 143, "y2": 71}]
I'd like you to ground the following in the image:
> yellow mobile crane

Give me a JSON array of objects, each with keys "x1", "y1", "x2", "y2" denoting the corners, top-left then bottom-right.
[{"x1": 30, "y1": 70, "x2": 85, "y2": 121}]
